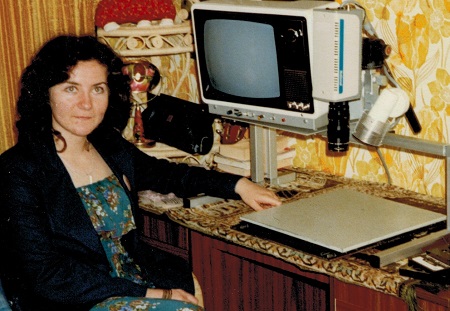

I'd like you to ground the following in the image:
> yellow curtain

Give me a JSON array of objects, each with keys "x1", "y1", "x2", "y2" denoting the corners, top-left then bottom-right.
[{"x1": 0, "y1": 0, "x2": 101, "y2": 153}]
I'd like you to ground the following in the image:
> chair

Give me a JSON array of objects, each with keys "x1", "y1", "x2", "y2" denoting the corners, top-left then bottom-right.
[{"x1": 193, "y1": 273, "x2": 204, "y2": 308}]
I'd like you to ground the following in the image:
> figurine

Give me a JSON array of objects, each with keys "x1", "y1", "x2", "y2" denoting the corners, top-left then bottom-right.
[{"x1": 122, "y1": 61, "x2": 160, "y2": 145}]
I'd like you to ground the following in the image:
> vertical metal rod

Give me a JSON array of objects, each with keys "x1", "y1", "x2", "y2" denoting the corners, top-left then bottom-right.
[
  {"x1": 447, "y1": 156, "x2": 450, "y2": 231},
  {"x1": 265, "y1": 127, "x2": 279, "y2": 185},
  {"x1": 249, "y1": 124, "x2": 264, "y2": 184}
]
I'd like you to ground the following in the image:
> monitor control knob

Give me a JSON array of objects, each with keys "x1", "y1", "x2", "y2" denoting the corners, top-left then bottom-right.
[{"x1": 286, "y1": 28, "x2": 300, "y2": 43}]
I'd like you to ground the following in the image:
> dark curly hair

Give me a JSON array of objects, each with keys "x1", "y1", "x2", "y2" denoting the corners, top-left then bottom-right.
[{"x1": 16, "y1": 35, "x2": 131, "y2": 140}]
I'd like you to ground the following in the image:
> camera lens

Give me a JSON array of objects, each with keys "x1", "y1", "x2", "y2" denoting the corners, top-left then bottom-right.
[{"x1": 327, "y1": 102, "x2": 350, "y2": 152}]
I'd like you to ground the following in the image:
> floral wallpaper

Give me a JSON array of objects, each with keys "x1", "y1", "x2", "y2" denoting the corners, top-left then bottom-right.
[
  {"x1": 291, "y1": 0, "x2": 450, "y2": 198},
  {"x1": 152, "y1": 0, "x2": 450, "y2": 199}
]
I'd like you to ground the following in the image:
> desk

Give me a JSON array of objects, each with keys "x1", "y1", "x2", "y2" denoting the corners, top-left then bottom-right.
[
  {"x1": 416, "y1": 287, "x2": 450, "y2": 310},
  {"x1": 139, "y1": 168, "x2": 449, "y2": 310}
]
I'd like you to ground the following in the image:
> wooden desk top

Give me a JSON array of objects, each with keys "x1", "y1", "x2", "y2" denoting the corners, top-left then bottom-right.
[{"x1": 141, "y1": 168, "x2": 448, "y2": 299}]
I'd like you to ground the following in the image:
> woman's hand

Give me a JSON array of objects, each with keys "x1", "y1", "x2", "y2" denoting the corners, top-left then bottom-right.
[
  {"x1": 235, "y1": 177, "x2": 281, "y2": 211},
  {"x1": 146, "y1": 288, "x2": 198, "y2": 305}
]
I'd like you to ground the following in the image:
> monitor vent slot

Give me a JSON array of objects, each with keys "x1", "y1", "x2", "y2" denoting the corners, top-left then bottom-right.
[{"x1": 283, "y1": 69, "x2": 313, "y2": 112}]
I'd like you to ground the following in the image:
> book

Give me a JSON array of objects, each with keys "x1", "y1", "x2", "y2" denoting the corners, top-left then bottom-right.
[
  {"x1": 218, "y1": 135, "x2": 295, "y2": 161},
  {"x1": 215, "y1": 149, "x2": 295, "y2": 176}
]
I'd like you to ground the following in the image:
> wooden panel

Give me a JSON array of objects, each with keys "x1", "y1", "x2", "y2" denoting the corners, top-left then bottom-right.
[
  {"x1": 140, "y1": 212, "x2": 190, "y2": 262},
  {"x1": 417, "y1": 287, "x2": 450, "y2": 311},
  {"x1": 417, "y1": 300, "x2": 448, "y2": 311},
  {"x1": 191, "y1": 231, "x2": 330, "y2": 311},
  {"x1": 332, "y1": 279, "x2": 408, "y2": 311},
  {"x1": 334, "y1": 300, "x2": 366, "y2": 311}
]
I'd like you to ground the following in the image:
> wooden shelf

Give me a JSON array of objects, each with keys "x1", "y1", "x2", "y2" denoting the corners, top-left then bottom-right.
[
  {"x1": 138, "y1": 142, "x2": 190, "y2": 159},
  {"x1": 96, "y1": 21, "x2": 194, "y2": 58}
]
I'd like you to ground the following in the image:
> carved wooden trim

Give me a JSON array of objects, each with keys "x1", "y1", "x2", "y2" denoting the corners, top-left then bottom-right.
[{"x1": 96, "y1": 21, "x2": 194, "y2": 57}]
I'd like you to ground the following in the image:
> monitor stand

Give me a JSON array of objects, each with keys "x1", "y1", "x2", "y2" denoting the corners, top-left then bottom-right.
[{"x1": 249, "y1": 124, "x2": 296, "y2": 186}]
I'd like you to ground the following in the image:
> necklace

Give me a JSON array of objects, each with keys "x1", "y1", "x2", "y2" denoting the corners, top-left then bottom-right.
[
  {"x1": 59, "y1": 151, "x2": 98, "y2": 185},
  {"x1": 62, "y1": 159, "x2": 96, "y2": 184}
]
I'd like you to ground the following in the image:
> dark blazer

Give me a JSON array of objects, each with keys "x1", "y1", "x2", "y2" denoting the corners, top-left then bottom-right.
[{"x1": 0, "y1": 128, "x2": 241, "y2": 311}]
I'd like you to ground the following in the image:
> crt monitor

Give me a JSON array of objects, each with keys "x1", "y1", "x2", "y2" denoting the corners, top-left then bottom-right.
[{"x1": 192, "y1": 0, "x2": 363, "y2": 149}]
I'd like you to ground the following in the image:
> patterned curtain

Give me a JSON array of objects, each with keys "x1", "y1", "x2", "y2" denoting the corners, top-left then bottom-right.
[{"x1": 0, "y1": 0, "x2": 101, "y2": 153}]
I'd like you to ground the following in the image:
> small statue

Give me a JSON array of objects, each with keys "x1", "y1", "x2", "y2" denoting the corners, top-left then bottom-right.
[{"x1": 122, "y1": 61, "x2": 160, "y2": 145}]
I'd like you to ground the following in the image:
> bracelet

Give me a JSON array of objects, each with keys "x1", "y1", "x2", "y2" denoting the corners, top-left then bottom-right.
[{"x1": 162, "y1": 288, "x2": 172, "y2": 300}]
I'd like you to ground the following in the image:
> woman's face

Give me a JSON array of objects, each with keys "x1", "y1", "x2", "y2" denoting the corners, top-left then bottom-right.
[{"x1": 49, "y1": 60, "x2": 109, "y2": 139}]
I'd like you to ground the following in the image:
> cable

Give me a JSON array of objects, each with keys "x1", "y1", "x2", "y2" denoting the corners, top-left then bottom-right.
[{"x1": 376, "y1": 147, "x2": 392, "y2": 185}]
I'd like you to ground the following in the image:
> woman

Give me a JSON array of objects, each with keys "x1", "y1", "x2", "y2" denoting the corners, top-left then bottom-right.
[{"x1": 0, "y1": 35, "x2": 281, "y2": 311}]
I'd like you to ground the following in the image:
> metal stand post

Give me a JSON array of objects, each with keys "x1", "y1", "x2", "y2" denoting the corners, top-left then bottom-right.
[{"x1": 249, "y1": 124, "x2": 296, "y2": 186}]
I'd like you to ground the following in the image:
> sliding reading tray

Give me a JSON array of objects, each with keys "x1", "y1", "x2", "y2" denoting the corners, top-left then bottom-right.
[{"x1": 237, "y1": 189, "x2": 446, "y2": 258}]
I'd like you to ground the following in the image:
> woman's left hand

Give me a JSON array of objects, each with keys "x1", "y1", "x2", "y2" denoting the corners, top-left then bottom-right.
[
  {"x1": 235, "y1": 177, "x2": 281, "y2": 211},
  {"x1": 145, "y1": 288, "x2": 198, "y2": 305}
]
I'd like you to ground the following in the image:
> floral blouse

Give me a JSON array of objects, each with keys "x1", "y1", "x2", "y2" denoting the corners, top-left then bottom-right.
[
  {"x1": 77, "y1": 176, "x2": 203, "y2": 311},
  {"x1": 77, "y1": 175, "x2": 150, "y2": 286}
]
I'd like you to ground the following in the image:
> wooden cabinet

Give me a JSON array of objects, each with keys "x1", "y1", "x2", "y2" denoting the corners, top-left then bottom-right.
[
  {"x1": 332, "y1": 279, "x2": 408, "y2": 311},
  {"x1": 140, "y1": 211, "x2": 449, "y2": 311},
  {"x1": 139, "y1": 210, "x2": 190, "y2": 263},
  {"x1": 190, "y1": 231, "x2": 330, "y2": 311},
  {"x1": 416, "y1": 287, "x2": 450, "y2": 311}
]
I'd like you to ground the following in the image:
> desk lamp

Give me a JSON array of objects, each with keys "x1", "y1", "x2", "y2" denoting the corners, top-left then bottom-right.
[{"x1": 353, "y1": 87, "x2": 410, "y2": 146}]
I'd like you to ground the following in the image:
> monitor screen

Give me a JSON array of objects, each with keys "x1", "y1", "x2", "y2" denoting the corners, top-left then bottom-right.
[{"x1": 204, "y1": 19, "x2": 280, "y2": 99}]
